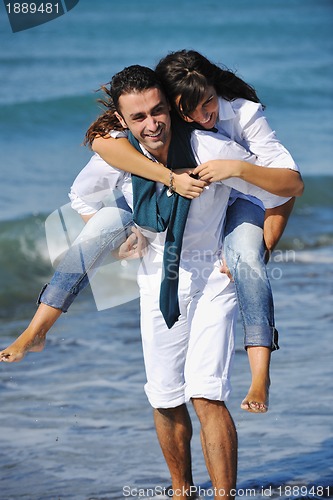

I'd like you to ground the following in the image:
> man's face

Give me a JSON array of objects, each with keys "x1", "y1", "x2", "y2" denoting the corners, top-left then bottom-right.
[{"x1": 116, "y1": 87, "x2": 171, "y2": 161}]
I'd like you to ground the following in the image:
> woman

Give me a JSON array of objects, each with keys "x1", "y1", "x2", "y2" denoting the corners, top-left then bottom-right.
[{"x1": 90, "y1": 50, "x2": 303, "y2": 413}]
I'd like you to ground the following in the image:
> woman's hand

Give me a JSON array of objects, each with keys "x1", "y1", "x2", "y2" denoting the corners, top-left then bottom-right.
[
  {"x1": 193, "y1": 160, "x2": 241, "y2": 183},
  {"x1": 194, "y1": 160, "x2": 304, "y2": 197},
  {"x1": 173, "y1": 170, "x2": 207, "y2": 199}
]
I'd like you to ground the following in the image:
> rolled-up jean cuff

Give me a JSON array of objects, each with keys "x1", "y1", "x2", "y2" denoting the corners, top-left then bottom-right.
[
  {"x1": 245, "y1": 326, "x2": 279, "y2": 351},
  {"x1": 37, "y1": 283, "x2": 77, "y2": 313}
]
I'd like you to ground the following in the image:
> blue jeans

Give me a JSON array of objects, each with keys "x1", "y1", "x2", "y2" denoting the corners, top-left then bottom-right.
[
  {"x1": 39, "y1": 197, "x2": 278, "y2": 352},
  {"x1": 38, "y1": 205, "x2": 134, "y2": 311},
  {"x1": 224, "y1": 198, "x2": 279, "y2": 351}
]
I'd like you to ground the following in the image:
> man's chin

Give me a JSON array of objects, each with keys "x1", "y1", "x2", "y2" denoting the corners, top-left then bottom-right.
[{"x1": 144, "y1": 139, "x2": 164, "y2": 151}]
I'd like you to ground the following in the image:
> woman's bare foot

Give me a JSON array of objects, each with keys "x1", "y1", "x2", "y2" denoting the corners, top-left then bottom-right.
[
  {"x1": 0, "y1": 330, "x2": 46, "y2": 363},
  {"x1": 241, "y1": 382, "x2": 270, "y2": 413},
  {"x1": 241, "y1": 346, "x2": 271, "y2": 413},
  {"x1": 1, "y1": 304, "x2": 62, "y2": 363}
]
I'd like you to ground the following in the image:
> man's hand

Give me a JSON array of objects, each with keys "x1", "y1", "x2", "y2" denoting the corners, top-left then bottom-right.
[
  {"x1": 219, "y1": 257, "x2": 234, "y2": 281},
  {"x1": 114, "y1": 226, "x2": 148, "y2": 260}
]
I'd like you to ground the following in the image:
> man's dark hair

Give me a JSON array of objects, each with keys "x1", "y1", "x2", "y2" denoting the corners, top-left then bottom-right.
[
  {"x1": 110, "y1": 65, "x2": 165, "y2": 113},
  {"x1": 85, "y1": 65, "x2": 165, "y2": 146}
]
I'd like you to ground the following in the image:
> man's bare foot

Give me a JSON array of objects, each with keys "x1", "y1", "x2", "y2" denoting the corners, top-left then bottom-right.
[
  {"x1": 241, "y1": 383, "x2": 270, "y2": 413},
  {"x1": 0, "y1": 330, "x2": 46, "y2": 363}
]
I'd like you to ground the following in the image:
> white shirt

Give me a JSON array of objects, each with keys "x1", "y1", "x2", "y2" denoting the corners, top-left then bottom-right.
[
  {"x1": 191, "y1": 128, "x2": 292, "y2": 209},
  {"x1": 216, "y1": 97, "x2": 299, "y2": 170},
  {"x1": 214, "y1": 97, "x2": 300, "y2": 207},
  {"x1": 69, "y1": 129, "x2": 296, "y2": 297},
  {"x1": 69, "y1": 153, "x2": 133, "y2": 215}
]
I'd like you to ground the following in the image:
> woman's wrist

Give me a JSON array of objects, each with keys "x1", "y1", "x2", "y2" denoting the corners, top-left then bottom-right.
[
  {"x1": 155, "y1": 162, "x2": 171, "y2": 186},
  {"x1": 236, "y1": 160, "x2": 248, "y2": 179}
]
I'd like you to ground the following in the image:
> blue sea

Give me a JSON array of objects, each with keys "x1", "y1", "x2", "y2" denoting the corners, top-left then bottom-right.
[{"x1": 0, "y1": 0, "x2": 332, "y2": 499}]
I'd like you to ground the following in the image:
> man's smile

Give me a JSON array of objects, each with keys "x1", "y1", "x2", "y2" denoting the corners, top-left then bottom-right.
[{"x1": 144, "y1": 127, "x2": 163, "y2": 139}]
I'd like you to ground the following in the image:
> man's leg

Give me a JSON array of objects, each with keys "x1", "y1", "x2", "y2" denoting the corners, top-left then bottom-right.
[
  {"x1": 154, "y1": 404, "x2": 195, "y2": 499},
  {"x1": 139, "y1": 273, "x2": 196, "y2": 499},
  {"x1": 184, "y1": 277, "x2": 238, "y2": 498},
  {"x1": 192, "y1": 399, "x2": 237, "y2": 499}
]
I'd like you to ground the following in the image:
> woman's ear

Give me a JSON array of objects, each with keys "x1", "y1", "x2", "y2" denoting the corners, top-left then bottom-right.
[
  {"x1": 174, "y1": 95, "x2": 194, "y2": 122},
  {"x1": 182, "y1": 114, "x2": 194, "y2": 123},
  {"x1": 115, "y1": 111, "x2": 128, "y2": 129}
]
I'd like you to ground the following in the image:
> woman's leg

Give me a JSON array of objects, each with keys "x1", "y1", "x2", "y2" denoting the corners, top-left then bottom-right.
[
  {"x1": 0, "y1": 304, "x2": 62, "y2": 362},
  {"x1": 224, "y1": 198, "x2": 278, "y2": 413},
  {"x1": 0, "y1": 206, "x2": 134, "y2": 363},
  {"x1": 40, "y1": 206, "x2": 134, "y2": 311}
]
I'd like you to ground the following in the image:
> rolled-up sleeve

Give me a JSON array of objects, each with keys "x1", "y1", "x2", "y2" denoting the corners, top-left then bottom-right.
[
  {"x1": 234, "y1": 100, "x2": 300, "y2": 172},
  {"x1": 68, "y1": 153, "x2": 125, "y2": 215},
  {"x1": 192, "y1": 130, "x2": 292, "y2": 209}
]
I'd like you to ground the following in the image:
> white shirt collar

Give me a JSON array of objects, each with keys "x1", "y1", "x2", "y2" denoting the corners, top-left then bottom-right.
[{"x1": 218, "y1": 98, "x2": 236, "y2": 122}]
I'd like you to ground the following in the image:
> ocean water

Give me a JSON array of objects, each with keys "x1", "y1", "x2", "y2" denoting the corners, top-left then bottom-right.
[{"x1": 0, "y1": 0, "x2": 332, "y2": 499}]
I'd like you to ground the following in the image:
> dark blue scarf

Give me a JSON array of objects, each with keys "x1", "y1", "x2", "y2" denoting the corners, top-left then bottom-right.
[{"x1": 129, "y1": 114, "x2": 197, "y2": 328}]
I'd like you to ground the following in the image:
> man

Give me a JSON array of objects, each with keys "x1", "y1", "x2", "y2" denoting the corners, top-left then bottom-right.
[
  {"x1": 72, "y1": 68, "x2": 240, "y2": 498},
  {"x1": 1, "y1": 65, "x2": 300, "y2": 499},
  {"x1": 59, "y1": 66, "x2": 298, "y2": 499}
]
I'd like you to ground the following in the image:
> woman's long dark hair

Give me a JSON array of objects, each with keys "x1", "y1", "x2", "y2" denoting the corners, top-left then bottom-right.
[
  {"x1": 85, "y1": 52, "x2": 263, "y2": 146},
  {"x1": 155, "y1": 49, "x2": 263, "y2": 118},
  {"x1": 84, "y1": 84, "x2": 125, "y2": 147}
]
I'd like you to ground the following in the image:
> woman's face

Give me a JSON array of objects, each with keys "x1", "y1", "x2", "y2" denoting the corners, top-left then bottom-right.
[{"x1": 176, "y1": 86, "x2": 219, "y2": 129}]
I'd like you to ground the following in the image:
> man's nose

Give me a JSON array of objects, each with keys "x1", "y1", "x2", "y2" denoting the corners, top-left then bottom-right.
[{"x1": 146, "y1": 115, "x2": 158, "y2": 130}]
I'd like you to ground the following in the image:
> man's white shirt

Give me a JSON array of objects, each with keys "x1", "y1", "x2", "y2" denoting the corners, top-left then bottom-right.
[{"x1": 69, "y1": 129, "x2": 298, "y2": 297}]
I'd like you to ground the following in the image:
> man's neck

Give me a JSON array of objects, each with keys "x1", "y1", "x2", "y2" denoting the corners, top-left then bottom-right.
[
  {"x1": 144, "y1": 132, "x2": 172, "y2": 166},
  {"x1": 153, "y1": 150, "x2": 168, "y2": 165}
]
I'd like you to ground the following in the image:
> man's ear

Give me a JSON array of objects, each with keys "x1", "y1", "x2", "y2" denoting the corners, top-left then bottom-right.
[{"x1": 115, "y1": 111, "x2": 127, "y2": 129}]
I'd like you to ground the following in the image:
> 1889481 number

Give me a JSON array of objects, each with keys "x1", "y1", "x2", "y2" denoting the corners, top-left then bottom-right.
[
  {"x1": 277, "y1": 485, "x2": 331, "y2": 497},
  {"x1": 6, "y1": 3, "x2": 60, "y2": 13}
]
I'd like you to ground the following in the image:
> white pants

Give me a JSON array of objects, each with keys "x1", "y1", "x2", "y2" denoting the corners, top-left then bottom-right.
[{"x1": 139, "y1": 266, "x2": 237, "y2": 409}]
